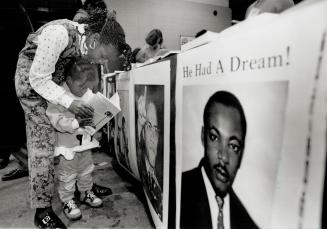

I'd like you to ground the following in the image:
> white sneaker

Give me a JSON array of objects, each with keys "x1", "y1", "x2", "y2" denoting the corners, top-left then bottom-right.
[
  {"x1": 63, "y1": 200, "x2": 82, "y2": 220},
  {"x1": 81, "y1": 190, "x2": 103, "y2": 208}
]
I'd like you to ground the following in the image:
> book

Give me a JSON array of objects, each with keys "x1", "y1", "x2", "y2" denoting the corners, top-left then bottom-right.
[{"x1": 88, "y1": 92, "x2": 121, "y2": 133}]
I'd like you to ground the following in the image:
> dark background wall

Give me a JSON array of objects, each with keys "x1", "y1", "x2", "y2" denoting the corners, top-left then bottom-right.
[{"x1": 0, "y1": 1, "x2": 32, "y2": 151}]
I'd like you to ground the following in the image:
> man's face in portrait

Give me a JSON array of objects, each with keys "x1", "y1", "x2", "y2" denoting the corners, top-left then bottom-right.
[
  {"x1": 202, "y1": 102, "x2": 244, "y2": 198},
  {"x1": 145, "y1": 102, "x2": 159, "y2": 168}
]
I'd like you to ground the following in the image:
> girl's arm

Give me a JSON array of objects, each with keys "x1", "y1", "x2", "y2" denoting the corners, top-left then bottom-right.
[{"x1": 29, "y1": 24, "x2": 73, "y2": 109}]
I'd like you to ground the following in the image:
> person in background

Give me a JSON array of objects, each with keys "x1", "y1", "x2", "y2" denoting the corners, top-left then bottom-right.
[
  {"x1": 14, "y1": 8, "x2": 129, "y2": 228},
  {"x1": 73, "y1": 0, "x2": 107, "y2": 22},
  {"x1": 46, "y1": 59, "x2": 103, "y2": 221},
  {"x1": 245, "y1": 0, "x2": 295, "y2": 19},
  {"x1": 0, "y1": 1, "x2": 32, "y2": 178},
  {"x1": 135, "y1": 29, "x2": 163, "y2": 63}
]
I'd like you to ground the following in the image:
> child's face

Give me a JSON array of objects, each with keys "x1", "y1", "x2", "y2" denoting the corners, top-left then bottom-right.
[{"x1": 67, "y1": 71, "x2": 99, "y2": 97}]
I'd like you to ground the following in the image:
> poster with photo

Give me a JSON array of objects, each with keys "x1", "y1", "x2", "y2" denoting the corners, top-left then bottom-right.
[
  {"x1": 175, "y1": 1, "x2": 327, "y2": 228},
  {"x1": 135, "y1": 84, "x2": 164, "y2": 221},
  {"x1": 102, "y1": 72, "x2": 117, "y2": 155},
  {"x1": 180, "y1": 35, "x2": 195, "y2": 48},
  {"x1": 316, "y1": 42, "x2": 327, "y2": 229},
  {"x1": 116, "y1": 90, "x2": 131, "y2": 172},
  {"x1": 179, "y1": 82, "x2": 288, "y2": 229},
  {"x1": 132, "y1": 61, "x2": 171, "y2": 229},
  {"x1": 114, "y1": 72, "x2": 139, "y2": 179},
  {"x1": 102, "y1": 73, "x2": 116, "y2": 99}
]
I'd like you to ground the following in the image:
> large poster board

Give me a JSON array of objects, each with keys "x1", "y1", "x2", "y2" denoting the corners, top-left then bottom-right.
[
  {"x1": 175, "y1": 1, "x2": 327, "y2": 228},
  {"x1": 102, "y1": 72, "x2": 118, "y2": 155},
  {"x1": 115, "y1": 72, "x2": 139, "y2": 179},
  {"x1": 132, "y1": 61, "x2": 171, "y2": 229}
]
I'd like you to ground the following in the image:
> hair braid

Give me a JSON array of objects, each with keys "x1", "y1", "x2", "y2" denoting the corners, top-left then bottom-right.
[
  {"x1": 79, "y1": 8, "x2": 107, "y2": 33},
  {"x1": 81, "y1": 8, "x2": 132, "y2": 70}
]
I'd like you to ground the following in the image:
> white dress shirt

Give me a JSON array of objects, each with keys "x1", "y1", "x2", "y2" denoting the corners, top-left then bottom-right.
[{"x1": 202, "y1": 166, "x2": 231, "y2": 229}]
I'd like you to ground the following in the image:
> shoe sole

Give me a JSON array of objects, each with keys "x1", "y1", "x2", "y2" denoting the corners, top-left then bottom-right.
[
  {"x1": 94, "y1": 191, "x2": 112, "y2": 197},
  {"x1": 64, "y1": 212, "x2": 82, "y2": 221},
  {"x1": 1, "y1": 170, "x2": 28, "y2": 181},
  {"x1": 82, "y1": 201, "x2": 103, "y2": 208},
  {"x1": 2, "y1": 174, "x2": 28, "y2": 181},
  {"x1": 34, "y1": 215, "x2": 67, "y2": 228}
]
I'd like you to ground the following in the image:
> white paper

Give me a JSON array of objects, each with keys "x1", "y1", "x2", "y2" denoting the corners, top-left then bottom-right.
[
  {"x1": 132, "y1": 61, "x2": 171, "y2": 229},
  {"x1": 175, "y1": 1, "x2": 327, "y2": 228},
  {"x1": 88, "y1": 92, "x2": 121, "y2": 133}
]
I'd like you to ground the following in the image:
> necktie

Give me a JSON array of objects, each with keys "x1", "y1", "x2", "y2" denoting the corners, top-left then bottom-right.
[{"x1": 216, "y1": 195, "x2": 224, "y2": 229}]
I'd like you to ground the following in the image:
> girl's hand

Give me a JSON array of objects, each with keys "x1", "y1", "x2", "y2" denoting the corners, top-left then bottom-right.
[
  {"x1": 68, "y1": 100, "x2": 94, "y2": 118},
  {"x1": 76, "y1": 116, "x2": 95, "y2": 128}
]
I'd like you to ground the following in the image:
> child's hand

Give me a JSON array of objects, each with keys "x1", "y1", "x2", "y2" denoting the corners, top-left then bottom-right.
[{"x1": 76, "y1": 116, "x2": 95, "y2": 127}]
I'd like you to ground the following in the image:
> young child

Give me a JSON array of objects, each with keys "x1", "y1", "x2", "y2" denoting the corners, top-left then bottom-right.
[{"x1": 46, "y1": 59, "x2": 102, "y2": 220}]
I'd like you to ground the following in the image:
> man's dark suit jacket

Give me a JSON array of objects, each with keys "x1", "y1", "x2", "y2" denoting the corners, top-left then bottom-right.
[{"x1": 180, "y1": 160, "x2": 259, "y2": 229}]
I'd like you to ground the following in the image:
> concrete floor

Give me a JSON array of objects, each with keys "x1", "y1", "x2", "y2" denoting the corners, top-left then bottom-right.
[{"x1": 0, "y1": 151, "x2": 154, "y2": 228}]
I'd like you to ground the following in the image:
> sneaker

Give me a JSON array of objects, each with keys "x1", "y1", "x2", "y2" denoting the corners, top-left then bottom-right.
[
  {"x1": 80, "y1": 190, "x2": 103, "y2": 208},
  {"x1": 74, "y1": 183, "x2": 112, "y2": 199},
  {"x1": 92, "y1": 183, "x2": 113, "y2": 197},
  {"x1": 34, "y1": 209, "x2": 66, "y2": 228},
  {"x1": 63, "y1": 200, "x2": 82, "y2": 221},
  {"x1": 2, "y1": 168, "x2": 28, "y2": 181}
]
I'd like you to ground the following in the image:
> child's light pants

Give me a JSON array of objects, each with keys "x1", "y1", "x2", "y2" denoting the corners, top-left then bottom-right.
[{"x1": 57, "y1": 150, "x2": 94, "y2": 202}]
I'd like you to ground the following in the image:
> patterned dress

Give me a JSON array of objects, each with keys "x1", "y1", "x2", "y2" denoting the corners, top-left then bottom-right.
[{"x1": 15, "y1": 19, "x2": 87, "y2": 208}]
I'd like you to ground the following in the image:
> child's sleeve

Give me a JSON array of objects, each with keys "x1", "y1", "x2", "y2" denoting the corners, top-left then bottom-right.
[{"x1": 46, "y1": 102, "x2": 79, "y2": 133}]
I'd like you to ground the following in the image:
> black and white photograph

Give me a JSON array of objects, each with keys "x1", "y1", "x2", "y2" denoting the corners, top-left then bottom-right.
[
  {"x1": 103, "y1": 74, "x2": 117, "y2": 155},
  {"x1": 179, "y1": 81, "x2": 289, "y2": 229},
  {"x1": 135, "y1": 84, "x2": 164, "y2": 221},
  {"x1": 131, "y1": 60, "x2": 171, "y2": 228},
  {"x1": 1, "y1": 0, "x2": 326, "y2": 228},
  {"x1": 115, "y1": 90, "x2": 132, "y2": 172},
  {"x1": 116, "y1": 114, "x2": 131, "y2": 170},
  {"x1": 180, "y1": 35, "x2": 195, "y2": 48}
]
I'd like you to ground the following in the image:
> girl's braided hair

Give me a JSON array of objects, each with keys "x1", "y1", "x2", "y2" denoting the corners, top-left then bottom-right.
[
  {"x1": 83, "y1": 0, "x2": 107, "y2": 11},
  {"x1": 80, "y1": 8, "x2": 132, "y2": 70}
]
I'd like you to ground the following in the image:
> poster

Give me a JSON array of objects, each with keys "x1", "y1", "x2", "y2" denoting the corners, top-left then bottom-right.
[
  {"x1": 115, "y1": 72, "x2": 139, "y2": 179},
  {"x1": 132, "y1": 61, "x2": 171, "y2": 229},
  {"x1": 102, "y1": 72, "x2": 116, "y2": 99},
  {"x1": 102, "y1": 72, "x2": 117, "y2": 155},
  {"x1": 179, "y1": 82, "x2": 287, "y2": 229},
  {"x1": 175, "y1": 1, "x2": 327, "y2": 228},
  {"x1": 135, "y1": 84, "x2": 164, "y2": 221},
  {"x1": 180, "y1": 35, "x2": 195, "y2": 48},
  {"x1": 116, "y1": 90, "x2": 131, "y2": 171}
]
